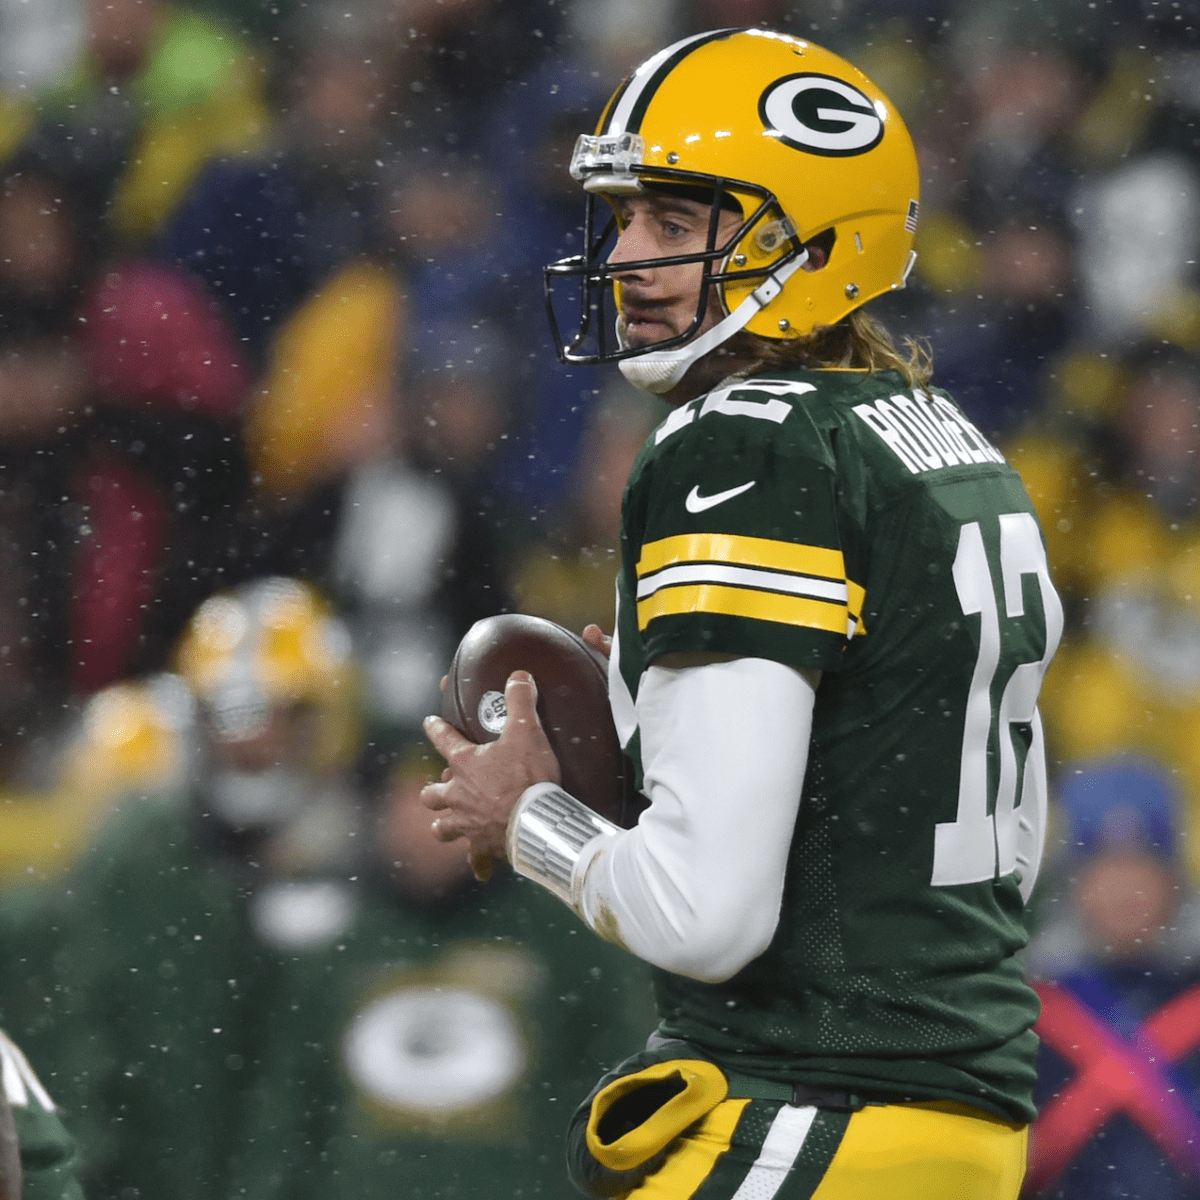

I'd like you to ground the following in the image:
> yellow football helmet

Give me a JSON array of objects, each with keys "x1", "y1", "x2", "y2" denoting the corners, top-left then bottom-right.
[
  {"x1": 175, "y1": 576, "x2": 359, "y2": 772},
  {"x1": 544, "y1": 28, "x2": 920, "y2": 393}
]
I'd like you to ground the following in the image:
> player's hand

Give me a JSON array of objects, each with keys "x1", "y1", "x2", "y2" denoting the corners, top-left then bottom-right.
[
  {"x1": 582, "y1": 624, "x2": 612, "y2": 660},
  {"x1": 421, "y1": 671, "x2": 561, "y2": 881}
]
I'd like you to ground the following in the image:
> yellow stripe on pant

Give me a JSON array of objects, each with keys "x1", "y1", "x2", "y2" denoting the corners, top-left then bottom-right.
[{"x1": 811, "y1": 1101, "x2": 1027, "y2": 1200}]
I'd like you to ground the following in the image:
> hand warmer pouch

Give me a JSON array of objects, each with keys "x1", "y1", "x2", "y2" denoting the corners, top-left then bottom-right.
[{"x1": 566, "y1": 1041, "x2": 729, "y2": 1197}]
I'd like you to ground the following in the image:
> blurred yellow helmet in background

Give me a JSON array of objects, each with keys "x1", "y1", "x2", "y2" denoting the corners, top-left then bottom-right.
[{"x1": 175, "y1": 576, "x2": 360, "y2": 772}]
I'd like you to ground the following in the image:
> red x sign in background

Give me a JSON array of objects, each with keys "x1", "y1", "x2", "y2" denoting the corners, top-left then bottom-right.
[{"x1": 1028, "y1": 981, "x2": 1200, "y2": 1193}]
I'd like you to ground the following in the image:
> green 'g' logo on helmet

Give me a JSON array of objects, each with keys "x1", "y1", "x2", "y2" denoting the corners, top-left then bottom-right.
[{"x1": 759, "y1": 73, "x2": 884, "y2": 157}]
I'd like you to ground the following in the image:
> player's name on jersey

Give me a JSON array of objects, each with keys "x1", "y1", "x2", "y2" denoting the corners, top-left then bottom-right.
[{"x1": 853, "y1": 391, "x2": 1004, "y2": 476}]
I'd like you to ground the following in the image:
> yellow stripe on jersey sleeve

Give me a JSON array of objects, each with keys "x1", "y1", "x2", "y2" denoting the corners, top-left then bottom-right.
[
  {"x1": 638, "y1": 532, "x2": 845, "y2": 580},
  {"x1": 847, "y1": 579, "x2": 867, "y2": 636},
  {"x1": 636, "y1": 533, "x2": 867, "y2": 638},
  {"x1": 637, "y1": 584, "x2": 851, "y2": 634}
]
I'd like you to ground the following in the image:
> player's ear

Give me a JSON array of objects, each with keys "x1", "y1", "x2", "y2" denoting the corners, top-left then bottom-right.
[{"x1": 801, "y1": 229, "x2": 835, "y2": 272}]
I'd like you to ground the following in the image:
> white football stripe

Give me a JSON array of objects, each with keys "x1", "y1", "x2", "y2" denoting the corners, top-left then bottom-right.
[
  {"x1": 730, "y1": 1103, "x2": 818, "y2": 1199},
  {"x1": 605, "y1": 31, "x2": 720, "y2": 135},
  {"x1": 637, "y1": 563, "x2": 848, "y2": 603}
]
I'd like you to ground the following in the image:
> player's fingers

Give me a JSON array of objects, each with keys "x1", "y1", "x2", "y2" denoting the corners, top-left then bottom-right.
[
  {"x1": 429, "y1": 815, "x2": 463, "y2": 842},
  {"x1": 439, "y1": 674, "x2": 448, "y2": 693},
  {"x1": 468, "y1": 851, "x2": 494, "y2": 883},
  {"x1": 500, "y1": 671, "x2": 541, "y2": 736},
  {"x1": 423, "y1": 714, "x2": 473, "y2": 760},
  {"x1": 420, "y1": 781, "x2": 450, "y2": 811},
  {"x1": 582, "y1": 624, "x2": 612, "y2": 657}
]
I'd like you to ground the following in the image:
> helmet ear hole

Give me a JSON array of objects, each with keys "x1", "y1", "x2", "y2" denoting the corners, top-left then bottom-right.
[{"x1": 802, "y1": 229, "x2": 837, "y2": 271}]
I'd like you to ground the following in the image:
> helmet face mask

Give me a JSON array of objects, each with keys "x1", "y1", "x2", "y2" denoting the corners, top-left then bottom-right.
[
  {"x1": 542, "y1": 28, "x2": 920, "y2": 385},
  {"x1": 544, "y1": 165, "x2": 798, "y2": 366}
]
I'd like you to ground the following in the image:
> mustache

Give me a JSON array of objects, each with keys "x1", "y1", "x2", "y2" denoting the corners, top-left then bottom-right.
[{"x1": 618, "y1": 295, "x2": 673, "y2": 319}]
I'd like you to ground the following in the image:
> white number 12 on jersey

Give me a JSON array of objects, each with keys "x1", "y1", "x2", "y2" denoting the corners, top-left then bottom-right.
[{"x1": 931, "y1": 513, "x2": 1063, "y2": 901}]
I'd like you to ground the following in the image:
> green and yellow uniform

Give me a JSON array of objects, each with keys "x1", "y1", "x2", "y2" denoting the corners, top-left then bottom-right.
[{"x1": 572, "y1": 366, "x2": 1061, "y2": 1196}]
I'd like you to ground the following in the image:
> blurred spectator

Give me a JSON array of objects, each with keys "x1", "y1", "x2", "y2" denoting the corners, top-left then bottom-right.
[
  {"x1": 485, "y1": 57, "x2": 618, "y2": 514},
  {"x1": 512, "y1": 387, "x2": 663, "y2": 634},
  {"x1": 1074, "y1": 152, "x2": 1200, "y2": 348},
  {"x1": 876, "y1": 15, "x2": 1092, "y2": 439},
  {"x1": 244, "y1": 256, "x2": 403, "y2": 514},
  {"x1": 9, "y1": 0, "x2": 270, "y2": 249},
  {"x1": 1036, "y1": 346, "x2": 1200, "y2": 879},
  {"x1": 0, "y1": 144, "x2": 253, "y2": 725},
  {"x1": 1025, "y1": 757, "x2": 1200, "y2": 1199},
  {"x1": 327, "y1": 317, "x2": 515, "y2": 744},
  {"x1": 160, "y1": 30, "x2": 398, "y2": 365},
  {"x1": 376, "y1": 0, "x2": 565, "y2": 156},
  {"x1": 385, "y1": 156, "x2": 504, "y2": 341},
  {"x1": 0, "y1": 153, "x2": 93, "y2": 766},
  {"x1": 71, "y1": 258, "x2": 252, "y2": 690},
  {"x1": 914, "y1": 209, "x2": 1080, "y2": 439},
  {"x1": 244, "y1": 284, "x2": 512, "y2": 742},
  {"x1": 564, "y1": 0, "x2": 679, "y2": 78}
]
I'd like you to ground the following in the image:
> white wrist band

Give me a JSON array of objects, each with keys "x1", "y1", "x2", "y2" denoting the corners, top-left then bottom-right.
[{"x1": 506, "y1": 782, "x2": 620, "y2": 912}]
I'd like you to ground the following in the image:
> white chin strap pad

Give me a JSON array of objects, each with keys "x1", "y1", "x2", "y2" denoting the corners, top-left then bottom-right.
[{"x1": 618, "y1": 251, "x2": 808, "y2": 395}]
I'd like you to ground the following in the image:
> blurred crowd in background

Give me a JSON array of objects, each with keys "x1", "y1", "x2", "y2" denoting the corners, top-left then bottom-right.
[{"x1": 0, "y1": 0, "x2": 1194, "y2": 1196}]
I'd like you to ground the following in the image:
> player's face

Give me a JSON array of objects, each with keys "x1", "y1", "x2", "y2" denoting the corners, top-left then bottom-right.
[{"x1": 607, "y1": 193, "x2": 742, "y2": 349}]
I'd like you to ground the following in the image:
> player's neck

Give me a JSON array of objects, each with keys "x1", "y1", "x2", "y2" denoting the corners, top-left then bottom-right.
[{"x1": 661, "y1": 346, "x2": 763, "y2": 407}]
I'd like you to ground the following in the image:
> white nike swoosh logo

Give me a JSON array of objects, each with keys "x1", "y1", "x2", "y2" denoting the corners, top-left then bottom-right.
[{"x1": 685, "y1": 481, "x2": 757, "y2": 513}]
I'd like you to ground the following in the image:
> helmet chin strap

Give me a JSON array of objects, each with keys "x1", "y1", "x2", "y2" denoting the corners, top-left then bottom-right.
[{"x1": 618, "y1": 250, "x2": 809, "y2": 395}]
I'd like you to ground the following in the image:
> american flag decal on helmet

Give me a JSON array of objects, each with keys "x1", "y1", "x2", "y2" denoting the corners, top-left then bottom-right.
[{"x1": 905, "y1": 199, "x2": 919, "y2": 232}]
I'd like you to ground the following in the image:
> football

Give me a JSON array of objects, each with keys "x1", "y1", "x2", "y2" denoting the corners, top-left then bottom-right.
[{"x1": 442, "y1": 613, "x2": 644, "y2": 829}]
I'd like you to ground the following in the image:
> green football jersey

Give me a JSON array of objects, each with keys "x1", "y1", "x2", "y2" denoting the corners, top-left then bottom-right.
[
  {"x1": 232, "y1": 872, "x2": 656, "y2": 1199},
  {"x1": 611, "y1": 367, "x2": 1062, "y2": 1123}
]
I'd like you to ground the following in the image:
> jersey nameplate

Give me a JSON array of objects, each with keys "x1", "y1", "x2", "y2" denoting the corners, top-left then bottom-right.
[{"x1": 853, "y1": 391, "x2": 1004, "y2": 475}]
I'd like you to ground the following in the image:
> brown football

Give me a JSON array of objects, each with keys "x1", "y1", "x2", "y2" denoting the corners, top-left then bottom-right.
[{"x1": 443, "y1": 614, "x2": 645, "y2": 829}]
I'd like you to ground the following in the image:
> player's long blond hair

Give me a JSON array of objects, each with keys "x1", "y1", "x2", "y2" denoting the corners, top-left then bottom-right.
[{"x1": 730, "y1": 308, "x2": 933, "y2": 389}]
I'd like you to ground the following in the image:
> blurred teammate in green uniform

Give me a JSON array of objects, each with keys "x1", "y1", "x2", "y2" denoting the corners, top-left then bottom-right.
[
  {"x1": 240, "y1": 758, "x2": 653, "y2": 1199},
  {"x1": 423, "y1": 28, "x2": 1061, "y2": 1199},
  {"x1": 0, "y1": 576, "x2": 651, "y2": 1198}
]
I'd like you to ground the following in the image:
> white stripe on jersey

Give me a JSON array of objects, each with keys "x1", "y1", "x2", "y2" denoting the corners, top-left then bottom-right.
[{"x1": 637, "y1": 562, "x2": 849, "y2": 605}]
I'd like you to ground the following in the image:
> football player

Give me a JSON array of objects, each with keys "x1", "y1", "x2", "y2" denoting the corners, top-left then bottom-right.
[{"x1": 423, "y1": 28, "x2": 1061, "y2": 1199}]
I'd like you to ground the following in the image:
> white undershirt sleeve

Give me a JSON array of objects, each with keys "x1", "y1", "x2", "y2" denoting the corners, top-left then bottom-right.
[{"x1": 573, "y1": 656, "x2": 817, "y2": 983}]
